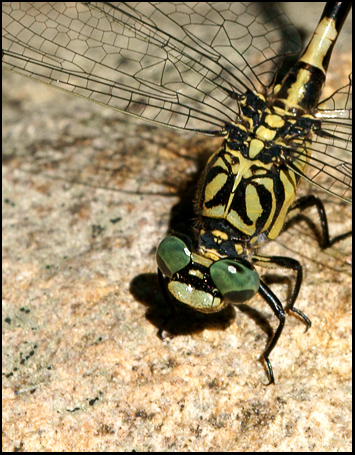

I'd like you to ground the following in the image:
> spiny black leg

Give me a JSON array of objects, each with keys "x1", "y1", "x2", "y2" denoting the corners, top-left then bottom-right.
[
  {"x1": 258, "y1": 280, "x2": 286, "y2": 385},
  {"x1": 157, "y1": 268, "x2": 177, "y2": 340},
  {"x1": 269, "y1": 256, "x2": 310, "y2": 330},
  {"x1": 291, "y1": 195, "x2": 352, "y2": 249},
  {"x1": 253, "y1": 255, "x2": 311, "y2": 330}
]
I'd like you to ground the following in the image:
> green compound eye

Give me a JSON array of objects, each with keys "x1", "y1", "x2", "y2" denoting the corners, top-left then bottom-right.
[
  {"x1": 210, "y1": 259, "x2": 260, "y2": 304},
  {"x1": 156, "y1": 236, "x2": 191, "y2": 278}
]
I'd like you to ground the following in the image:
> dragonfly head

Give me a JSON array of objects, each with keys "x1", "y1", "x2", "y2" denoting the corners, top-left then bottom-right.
[{"x1": 156, "y1": 236, "x2": 260, "y2": 313}]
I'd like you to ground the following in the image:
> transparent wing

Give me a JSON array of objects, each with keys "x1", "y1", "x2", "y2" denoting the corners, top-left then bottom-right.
[
  {"x1": 286, "y1": 78, "x2": 352, "y2": 203},
  {"x1": 2, "y1": 2, "x2": 301, "y2": 132},
  {"x1": 2, "y1": 2, "x2": 352, "y2": 202}
]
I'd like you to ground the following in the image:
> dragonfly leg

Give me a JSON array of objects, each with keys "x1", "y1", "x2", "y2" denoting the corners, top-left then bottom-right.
[
  {"x1": 258, "y1": 280, "x2": 286, "y2": 385},
  {"x1": 253, "y1": 255, "x2": 311, "y2": 329},
  {"x1": 290, "y1": 195, "x2": 352, "y2": 248}
]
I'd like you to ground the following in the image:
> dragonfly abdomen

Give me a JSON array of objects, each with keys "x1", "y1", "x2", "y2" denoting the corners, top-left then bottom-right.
[{"x1": 272, "y1": 1, "x2": 352, "y2": 113}]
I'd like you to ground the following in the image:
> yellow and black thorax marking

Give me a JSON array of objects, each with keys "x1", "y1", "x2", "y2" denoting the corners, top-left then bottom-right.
[
  {"x1": 196, "y1": 3, "x2": 349, "y2": 261},
  {"x1": 198, "y1": 91, "x2": 314, "y2": 257}
]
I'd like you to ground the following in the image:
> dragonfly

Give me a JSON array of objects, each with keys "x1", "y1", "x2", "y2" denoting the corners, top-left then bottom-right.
[{"x1": 2, "y1": 2, "x2": 352, "y2": 383}]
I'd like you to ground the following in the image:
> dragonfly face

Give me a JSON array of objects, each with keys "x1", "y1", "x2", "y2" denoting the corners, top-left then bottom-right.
[{"x1": 157, "y1": 235, "x2": 260, "y2": 312}]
